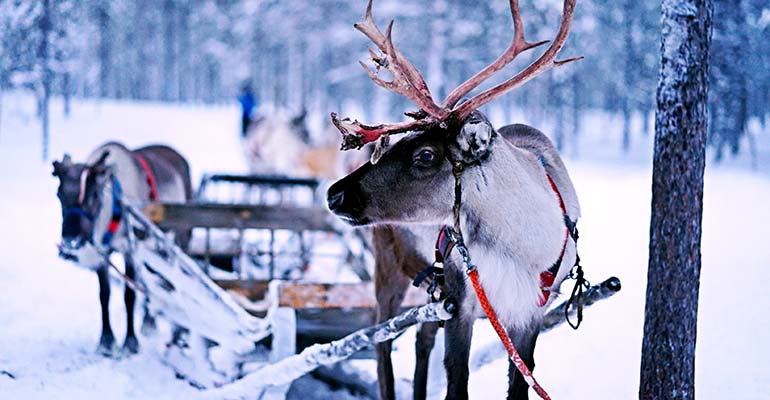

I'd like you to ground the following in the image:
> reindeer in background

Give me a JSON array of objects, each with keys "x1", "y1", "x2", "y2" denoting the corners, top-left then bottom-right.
[
  {"x1": 53, "y1": 143, "x2": 193, "y2": 356},
  {"x1": 326, "y1": 0, "x2": 581, "y2": 398},
  {"x1": 243, "y1": 110, "x2": 370, "y2": 179}
]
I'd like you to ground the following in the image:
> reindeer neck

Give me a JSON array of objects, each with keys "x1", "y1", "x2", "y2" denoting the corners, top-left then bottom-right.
[{"x1": 459, "y1": 143, "x2": 565, "y2": 269}]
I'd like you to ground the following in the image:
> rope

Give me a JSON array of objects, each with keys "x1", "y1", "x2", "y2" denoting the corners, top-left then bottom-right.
[
  {"x1": 564, "y1": 262, "x2": 588, "y2": 330},
  {"x1": 467, "y1": 269, "x2": 552, "y2": 399},
  {"x1": 103, "y1": 253, "x2": 148, "y2": 296}
]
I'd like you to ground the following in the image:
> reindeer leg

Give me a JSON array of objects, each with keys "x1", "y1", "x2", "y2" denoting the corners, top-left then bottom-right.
[
  {"x1": 443, "y1": 310, "x2": 473, "y2": 400},
  {"x1": 96, "y1": 265, "x2": 117, "y2": 356},
  {"x1": 122, "y1": 257, "x2": 139, "y2": 354},
  {"x1": 140, "y1": 299, "x2": 158, "y2": 336},
  {"x1": 374, "y1": 252, "x2": 411, "y2": 400},
  {"x1": 443, "y1": 263, "x2": 472, "y2": 400},
  {"x1": 506, "y1": 326, "x2": 539, "y2": 400},
  {"x1": 413, "y1": 321, "x2": 439, "y2": 400}
]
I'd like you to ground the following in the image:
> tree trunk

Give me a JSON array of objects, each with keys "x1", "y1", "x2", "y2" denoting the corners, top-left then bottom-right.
[
  {"x1": 96, "y1": 0, "x2": 111, "y2": 99},
  {"x1": 0, "y1": 83, "x2": 4, "y2": 138},
  {"x1": 63, "y1": 72, "x2": 71, "y2": 116},
  {"x1": 622, "y1": 0, "x2": 635, "y2": 154},
  {"x1": 622, "y1": 99, "x2": 631, "y2": 153},
  {"x1": 709, "y1": 0, "x2": 747, "y2": 159},
  {"x1": 639, "y1": 1, "x2": 712, "y2": 399},
  {"x1": 571, "y1": 77, "x2": 580, "y2": 157},
  {"x1": 40, "y1": 0, "x2": 52, "y2": 161},
  {"x1": 162, "y1": 0, "x2": 175, "y2": 102},
  {"x1": 427, "y1": 0, "x2": 447, "y2": 101},
  {"x1": 177, "y1": 0, "x2": 191, "y2": 102}
]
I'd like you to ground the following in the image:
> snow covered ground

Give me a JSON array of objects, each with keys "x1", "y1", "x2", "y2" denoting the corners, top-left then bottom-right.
[{"x1": 1, "y1": 93, "x2": 769, "y2": 399}]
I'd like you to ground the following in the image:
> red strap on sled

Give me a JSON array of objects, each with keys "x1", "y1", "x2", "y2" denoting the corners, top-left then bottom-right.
[
  {"x1": 468, "y1": 269, "x2": 552, "y2": 399},
  {"x1": 134, "y1": 155, "x2": 159, "y2": 201}
]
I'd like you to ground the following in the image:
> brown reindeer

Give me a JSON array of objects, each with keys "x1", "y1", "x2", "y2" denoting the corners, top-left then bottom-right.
[{"x1": 326, "y1": 1, "x2": 580, "y2": 399}]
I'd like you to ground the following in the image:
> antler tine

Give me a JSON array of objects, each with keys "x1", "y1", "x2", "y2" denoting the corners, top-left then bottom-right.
[
  {"x1": 331, "y1": 112, "x2": 438, "y2": 151},
  {"x1": 441, "y1": 0, "x2": 548, "y2": 109},
  {"x1": 359, "y1": 2, "x2": 433, "y2": 100},
  {"x1": 354, "y1": 0, "x2": 444, "y2": 118},
  {"x1": 454, "y1": 0, "x2": 580, "y2": 119}
]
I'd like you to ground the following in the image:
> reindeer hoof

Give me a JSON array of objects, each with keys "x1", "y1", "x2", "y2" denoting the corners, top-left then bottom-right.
[
  {"x1": 122, "y1": 336, "x2": 140, "y2": 355},
  {"x1": 96, "y1": 334, "x2": 118, "y2": 357},
  {"x1": 141, "y1": 315, "x2": 158, "y2": 337}
]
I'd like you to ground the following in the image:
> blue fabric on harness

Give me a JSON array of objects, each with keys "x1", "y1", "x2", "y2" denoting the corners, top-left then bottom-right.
[{"x1": 100, "y1": 176, "x2": 123, "y2": 248}]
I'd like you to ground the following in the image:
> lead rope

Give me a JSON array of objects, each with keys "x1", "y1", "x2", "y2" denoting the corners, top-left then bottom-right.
[
  {"x1": 451, "y1": 161, "x2": 552, "y2": 400},
  {"x1": 564, "y1": 258, "x2": 589, "y2": 330}
]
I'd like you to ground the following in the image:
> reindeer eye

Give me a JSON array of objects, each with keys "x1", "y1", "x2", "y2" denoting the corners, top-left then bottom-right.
[{"x1": 415, "y1": 149, "x2": 436, "y2": 165}]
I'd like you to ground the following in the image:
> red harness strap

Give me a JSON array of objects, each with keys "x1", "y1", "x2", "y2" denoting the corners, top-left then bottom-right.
[
  {"x1": 538, "y1": 173, "x2": 572, "y2": 306},
  {"x1": 134, "y1": 155, "x2": 159, "y2": 201}
]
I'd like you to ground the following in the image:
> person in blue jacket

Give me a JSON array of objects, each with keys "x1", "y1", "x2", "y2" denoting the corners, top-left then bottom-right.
[{"x1": 238, "y1": 82, "x2": 258, "y2": 137}]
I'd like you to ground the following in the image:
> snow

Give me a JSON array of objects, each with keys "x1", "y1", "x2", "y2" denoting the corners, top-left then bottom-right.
[{"x1": 1, "y1": 92, "x2": 769, "y2": 399}]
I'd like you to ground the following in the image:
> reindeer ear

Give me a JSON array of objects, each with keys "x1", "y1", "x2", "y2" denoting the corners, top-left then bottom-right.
[
  {"x1": 52, "y1": 154, "x2": 73, "y2": 176},
  {"x1": 450, "y1": 111, "x2": 496, "y2": 163},
  {"x1": 91, "y1": 151, "x2": 111, "y2": 175}
]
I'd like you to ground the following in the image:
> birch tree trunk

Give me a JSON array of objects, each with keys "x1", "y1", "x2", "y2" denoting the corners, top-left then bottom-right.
[{"x1": 640, "y1": 1, "x2": 712, "y2": 399}]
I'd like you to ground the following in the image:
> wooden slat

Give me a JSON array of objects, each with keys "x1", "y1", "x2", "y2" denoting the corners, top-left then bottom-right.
[
  {"x1": 215, "y1": 280, "x2": 427, "y2": 310},
  {"x1": 145, "y1": 203, "x2": 336, "y2": 232},
  {"x1": 216, "y1": 279, "x2": 271, "y2": 302},
  {"x1": 204, "y1": 173, "x2": 320, "y2": 188},
  {"x1": 216, "y1": 279, "x2": 429, "y2": 344},
  {"x1": 295, "y1": 308, "x2": 376, "y2": 343}
]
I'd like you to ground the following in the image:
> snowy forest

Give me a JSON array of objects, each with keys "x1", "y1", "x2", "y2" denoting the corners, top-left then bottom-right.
[{"x1": 2, "y1": 0, "x2": 769, "y2": 159}]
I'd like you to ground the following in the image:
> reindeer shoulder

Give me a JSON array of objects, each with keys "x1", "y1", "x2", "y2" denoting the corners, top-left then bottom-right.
[{"x1": 499, "y1": 124, "x2": 581, "y2": 219}]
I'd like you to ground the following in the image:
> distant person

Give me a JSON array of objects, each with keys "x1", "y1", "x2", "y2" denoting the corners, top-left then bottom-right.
[{"x1": 238, "y1": 82, "x2": 258, "y2": 138}]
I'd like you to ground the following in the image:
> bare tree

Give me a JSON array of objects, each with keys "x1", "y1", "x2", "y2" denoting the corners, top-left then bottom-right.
[{"x1": 640, "y1": 0, "x2": 712, "y2": 399}]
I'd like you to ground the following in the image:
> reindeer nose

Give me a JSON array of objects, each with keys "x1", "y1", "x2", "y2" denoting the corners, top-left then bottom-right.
[{"x1": 327, "y1": 190, "x2": 345, "y2": 211}]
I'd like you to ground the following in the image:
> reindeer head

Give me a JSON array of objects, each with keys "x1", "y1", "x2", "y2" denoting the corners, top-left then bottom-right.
[
  {"x1": 327, "y1": 0, "x2": 579, "y2": 227},
  {"x1": 52, "y1": 151, "x2": 111, "y2": 250},
  {"x1": 327, "y1": 111, "x2": 497, "y2": 225}
]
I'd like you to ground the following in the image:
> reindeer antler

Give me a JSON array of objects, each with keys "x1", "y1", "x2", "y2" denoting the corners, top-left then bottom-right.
[
  {"x1": 453, "y1": 0, "x2": 582, "y2": 120},
  {"x1": 355, "y1": 0, "x2": 446, "y2": 119},
  {"x1": 331, "y1": 0, "x2": 580, "y2": 150},
  {"x1": 441, "y1": 0, "x2": 550, "y2": 109}
]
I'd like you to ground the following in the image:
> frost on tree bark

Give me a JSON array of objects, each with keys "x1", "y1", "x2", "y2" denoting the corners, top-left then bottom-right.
[{"x1": 640, "y1": 1, "x2": 711, "y2": 399}]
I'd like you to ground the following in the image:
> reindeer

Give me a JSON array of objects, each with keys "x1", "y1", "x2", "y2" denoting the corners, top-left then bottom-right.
[
  {"x1": 325, "y1": 1, "x2": 580, "y2": 399},
  {"x1": 53, "y1": 142, "x2": 193, "y2": 356},
  {"x1": 244, "y1": 111, "x2": 370, "y2": 179}
]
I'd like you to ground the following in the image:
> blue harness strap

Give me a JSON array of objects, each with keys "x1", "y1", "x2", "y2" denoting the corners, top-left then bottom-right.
[{"x1": 63, "y1": 207, "x2": 93, "y2": 221}]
